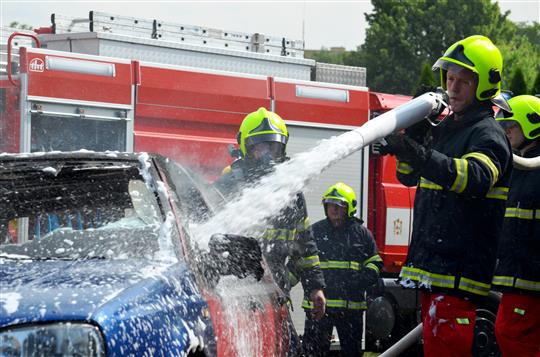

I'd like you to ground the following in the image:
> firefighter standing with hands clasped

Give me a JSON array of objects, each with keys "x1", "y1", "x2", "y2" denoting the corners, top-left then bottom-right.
[
  {"x1": 381, "y1": 35, "x2": 513, "y2": 356},
  {"x1": 214, "y1": 107, "x2": 326, "y2": 321},
  {"x1": 299, "y1": 182, "x2": 382, "y2": 357},
  {"x1": 493, "y1": 95, "x2": 540, "y2": 356}
]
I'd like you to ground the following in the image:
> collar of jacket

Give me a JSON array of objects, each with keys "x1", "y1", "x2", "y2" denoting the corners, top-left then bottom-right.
[
  {"x1": 325, "y1": 216, "x2": 363, "y2": 231},
  {"x1": 445, "y1": 101, "x2": 494, "y2": 129}
]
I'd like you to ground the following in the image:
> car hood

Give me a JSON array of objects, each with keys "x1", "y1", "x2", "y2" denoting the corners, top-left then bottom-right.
[{"x1": 0, "y1": 257, "x2": 185, "y2": 327}]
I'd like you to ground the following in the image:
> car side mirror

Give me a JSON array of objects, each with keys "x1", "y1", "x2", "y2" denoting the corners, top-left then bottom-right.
[{"x1": 202, "y1": 233, "x2": 264, "y2": 284}]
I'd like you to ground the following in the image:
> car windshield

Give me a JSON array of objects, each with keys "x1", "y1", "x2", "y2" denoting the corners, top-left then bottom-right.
[{"x1": 0, "y1": 156, "x2": 168, "y2": 261}]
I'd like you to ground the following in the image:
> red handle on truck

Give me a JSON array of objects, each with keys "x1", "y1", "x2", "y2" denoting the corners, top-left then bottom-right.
[{"x1": 7, "y1": 32, "x2": 41, "y2": 86}]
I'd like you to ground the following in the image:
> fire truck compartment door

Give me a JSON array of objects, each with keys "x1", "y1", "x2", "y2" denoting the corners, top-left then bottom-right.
[
  {"x1": 24, "y1": 49, "x2": 133, "y2": 106},
  {"x1": 272, "y1": 78, "x2": 370, "y2": 127},
  {"x1": 20, "y1": 49, "x2": 134, "y2": 152},
  {"x1": 134, "y1": 63, "x2": 270, "y2": 177}
]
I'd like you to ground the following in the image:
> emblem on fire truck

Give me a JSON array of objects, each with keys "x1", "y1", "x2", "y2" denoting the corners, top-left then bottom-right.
[
  {"x1": 393, "y1": 218, "x2": 403, "y2": 236},
  {"x1": 29, "y1": 58, "x2": 45, "y2": 72}
]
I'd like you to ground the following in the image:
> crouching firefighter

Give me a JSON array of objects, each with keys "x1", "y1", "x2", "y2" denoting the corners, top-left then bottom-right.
[
  {"x1": 214, "y1": 107, "x2": 326, "y2": 319},
  {"x1": 493, "y1": 95, "x2": 540, "y2": 356},
  {"x1": 298, "y1": 182, "x2": 382, "y2": 357}
]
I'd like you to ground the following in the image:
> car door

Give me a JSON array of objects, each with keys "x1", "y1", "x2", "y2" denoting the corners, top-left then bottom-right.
[{"x1": 155, "y1": 156, "x2": 295, "y2": 356}]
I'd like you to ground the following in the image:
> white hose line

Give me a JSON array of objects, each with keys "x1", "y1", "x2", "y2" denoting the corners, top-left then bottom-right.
[
  {"x1": 379, "y1": 323, "x2": 423, "y2": 357},
  {"x1": 513, "y1": 154, "x2": 540, "y2": 170}
]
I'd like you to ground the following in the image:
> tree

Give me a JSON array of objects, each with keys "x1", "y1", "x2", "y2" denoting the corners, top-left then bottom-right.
[
  {"x1": 304, "y1": 48, "x2": 346, "y2": 65},
  {"x1": 516, "y1": 22, "x2": 540, "y2": 47},
  {"x1": 509, "y1": 68, "x2": 528, "y2": 95},
  {"x1": 520, "y1": 23, "x2": 540, "y2": 94},
  {"x1": 497, "y1": 30, "x2": 540, "y2": 92},
  {"x1": 360, "y1": 0, "x2": 515, "y2": 94},
  {"x1": 413, "y1": 62, "x2": 437, "y2": 95},
  {"x1": 343, "y1": 46, "x2": 366, "y2": 68},
  {"x1": 9, "y1": 21, "x2": 33, "y2": 30},
  {"x1": 532, "y1": 72, "x2": 540, "y2": 96},
  {"x1": 305, "y1": 2, "x2": 540, "y2": 95}
]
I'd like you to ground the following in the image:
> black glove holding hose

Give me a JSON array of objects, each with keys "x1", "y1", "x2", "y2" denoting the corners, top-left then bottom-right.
[
  {"x1": 406, "y1": 85, "x2": 443, "y2": 143},
  {"x1": 381, "y1": 133, "x2": 432, "y2": 170},
  {"x1": 379, "y1": 85, "x2": 442, "y2": 170}
]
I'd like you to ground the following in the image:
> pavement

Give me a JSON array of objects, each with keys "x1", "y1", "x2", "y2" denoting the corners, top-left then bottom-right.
[
  {"x1": 290, "y1": 284, "x2": 306, "y2": 334},
  {"x1": 289, "y1": 285, "x2": 382, "y2": 356}
]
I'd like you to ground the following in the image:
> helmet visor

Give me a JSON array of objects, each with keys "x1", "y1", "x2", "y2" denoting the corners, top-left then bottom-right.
[
  {"x1": 323, "y1": 198, "x2": 348, "y2": 207},
  {"x1": 434, "y1": 61, "x2": 473, "y2": 75},
  {"x1": 244, "y1": 133, "x2": 287, "y2": 148},
  {"x1": 495, "y1": 108, "x2": 513, "y2": 120},
  {"x1": 433, "y1": 44, "x2": 475, "y2": 72},
  {"x1": 248, "y1": 141, "x2": 285, "y2": 161}
]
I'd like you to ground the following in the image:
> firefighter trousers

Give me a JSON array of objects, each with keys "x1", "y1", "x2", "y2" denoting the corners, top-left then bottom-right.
[
  {"x1": 495, "y1": 293, "x2": 540, "y2": 357},
  {"x1": 420, "y1": 292, "x2": 477, "y2": 357},
  {"x1": 302, "y1": 310, "x2": 363, "y2": 357}
]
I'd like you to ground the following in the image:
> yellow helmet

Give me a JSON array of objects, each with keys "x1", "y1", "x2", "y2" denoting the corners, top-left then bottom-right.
[
  {"x1": 237, "y1": 108, "x2": 288, "y2": 156},
  {"x1": 432, "y1": 35, "x2": 503, "y2": 101},
  {"x1": 497, "y1": 95, "x2": 540, "y2": 140},
  {"x1": 322, "y1": 182, "x2": 357, "y2": 217}
]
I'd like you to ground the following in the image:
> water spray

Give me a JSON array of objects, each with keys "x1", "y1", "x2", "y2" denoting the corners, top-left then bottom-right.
[{"x1": 194, "y1": 92, "x2": 448, "y2": 246}]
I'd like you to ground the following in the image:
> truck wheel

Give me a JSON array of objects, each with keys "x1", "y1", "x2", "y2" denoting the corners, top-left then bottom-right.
[{"x1": 473, "y1": 307, "x2": 500, "y2": 357}]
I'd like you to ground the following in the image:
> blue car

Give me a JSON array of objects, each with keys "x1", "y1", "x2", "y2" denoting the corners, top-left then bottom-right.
[{"x1": 0, "y1": 152, "x2": 297, "y2": 356}]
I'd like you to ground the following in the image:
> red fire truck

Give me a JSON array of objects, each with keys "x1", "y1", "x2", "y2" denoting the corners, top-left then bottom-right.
[{"x1": 0, "y1": 12, "x2": 500, "y2": 354}]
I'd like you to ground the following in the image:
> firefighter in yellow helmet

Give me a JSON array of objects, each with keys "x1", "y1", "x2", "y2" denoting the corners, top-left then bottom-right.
[
  {"x1": 493, "y1": 95, "x2": 540, "y2": 356},
  {"x1": 214, "y1": 107, "x2": 326, "y2": 321},
  {"x1": 299, "y1": 182, "x2": 382, "y2": 357},
  {"x1": 381, "y1": 35, "x2": 513, "y2": 355}
]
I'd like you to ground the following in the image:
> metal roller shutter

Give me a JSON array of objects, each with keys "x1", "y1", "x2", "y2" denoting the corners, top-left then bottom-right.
[{"x1": 286, "y1": 124, "x2": 365, "y2": 225}]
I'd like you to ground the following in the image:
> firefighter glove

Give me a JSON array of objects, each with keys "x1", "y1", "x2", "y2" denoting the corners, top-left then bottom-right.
[
  {"x1": 383, "y1": 133, "x2": 432, "y2": 170},
  {"x1": 406, "y1": 120, "x2": 432, "y2": 145}
]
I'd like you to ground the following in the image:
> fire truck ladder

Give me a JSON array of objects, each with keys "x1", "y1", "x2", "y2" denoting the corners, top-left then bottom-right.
[
  {"x1": 51, "y1": 11, "x2": 305, "y2": 58},
  {"x1": 39, "y1": 11, "x2": 365, "y2": 86}
]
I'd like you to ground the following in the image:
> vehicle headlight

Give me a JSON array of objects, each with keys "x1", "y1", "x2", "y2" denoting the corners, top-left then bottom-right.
[{"x1": 0, "y1": 322, "x2": 105, "y2": 357}]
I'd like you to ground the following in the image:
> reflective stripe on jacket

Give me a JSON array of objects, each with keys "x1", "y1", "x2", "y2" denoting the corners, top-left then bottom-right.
[
  {"x1": 492, "y1": 145, "x2": 540, "y2": 294},
  {"x1": 302, "y1": 218, "x2": 382, "y2": 310}
]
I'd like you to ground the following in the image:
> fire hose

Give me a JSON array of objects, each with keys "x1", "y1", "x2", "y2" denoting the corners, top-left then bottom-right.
[
  {"x1": 379, "y1": 323, "x2": 423, "y2": 357},
  {"x1": 372, "y1": 92, "x2": 540, "y2": 171},
  {"x1": 513, "y1": 154, "x2": 540, "y2": 170}
]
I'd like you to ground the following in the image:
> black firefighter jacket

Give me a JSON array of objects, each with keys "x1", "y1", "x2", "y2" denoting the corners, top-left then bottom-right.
[
  {"x1": 396, "y1": 102, "x2": 513, "y2": 300},
  {"x1": 300, "y1": 217, "x2": 383, "y2": 311},
  {"x1": 214, "y1": 158, "x2": 325, "y2": 295},
  {"x1": 492, "y1": 144, "x2": 540, "y2": 295}
]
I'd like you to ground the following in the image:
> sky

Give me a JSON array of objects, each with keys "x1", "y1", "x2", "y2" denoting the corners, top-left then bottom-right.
[{"x1": 1, "y1": 1, "x2": 539, "y2": 51}]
